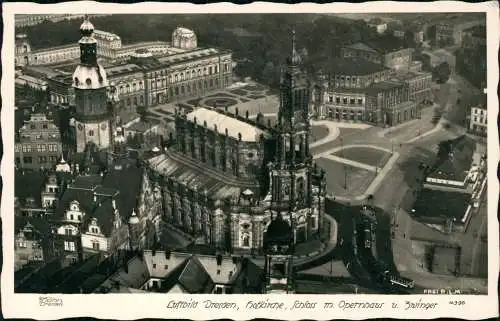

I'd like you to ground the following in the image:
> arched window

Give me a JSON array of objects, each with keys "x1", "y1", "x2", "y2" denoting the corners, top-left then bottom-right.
[
  {"x1": 191, "y1": 70, "x2": 195, "y2": 78},
  {"x1": 231, "y1": 159, "x2": 237, "y2": 176},
  {"x1": 243, "y1": 234, "x2": 250, "y2": 247},
  {"x1": 126, "y1": 84, "x2": 130, "y2": 93},
  {"x1": 297, "y1": 177, "x2": 305, "y2": 201},
  {"x1": 132, "y1": 83, "x2": 136, "y2": 91}
]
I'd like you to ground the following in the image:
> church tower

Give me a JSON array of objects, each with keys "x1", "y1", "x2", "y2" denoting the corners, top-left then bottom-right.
[
  {"x1": 268, "y1": 30, "x2": 319, "y2": 244},
  {"x1": 72, "y1": 15, "x2": 112, "y2": 153},
  {"x1": 263, "y1": 214, "x2": 295, "y2": 294}
]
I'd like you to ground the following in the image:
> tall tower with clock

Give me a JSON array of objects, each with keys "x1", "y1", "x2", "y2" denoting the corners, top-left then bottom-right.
[
  {"x1": 72, "y1": 15, "x2": 112, "y2": 153},
  {"x1": 267, "y1": 30, "x2": 325, "y2": 245}
]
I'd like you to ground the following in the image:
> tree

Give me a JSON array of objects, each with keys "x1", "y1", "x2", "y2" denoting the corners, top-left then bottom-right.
[
  {"x1": 136, "y1": 105, "x2": 147, "y2": 122},
  {"x1": 434, "y1": 62, "x2": 451, "y2": 84}
]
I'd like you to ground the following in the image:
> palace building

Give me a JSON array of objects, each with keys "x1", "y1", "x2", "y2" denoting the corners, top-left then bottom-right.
[
  {"x1": 20, "y1": 19, "x2": 233, "y2": 109},
  {"x1": 147, "y1": 31, "x2": 327, "y2": 254}
]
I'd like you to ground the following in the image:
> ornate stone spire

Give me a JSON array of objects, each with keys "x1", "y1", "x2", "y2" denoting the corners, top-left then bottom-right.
[{"x1": 290, "y1": 29, "x2": 301, "y2": 65}]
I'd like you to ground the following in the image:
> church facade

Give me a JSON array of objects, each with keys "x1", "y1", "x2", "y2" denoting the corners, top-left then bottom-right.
[{"x1": 148, "y1": 32, "x2": 327, "y2": 254}]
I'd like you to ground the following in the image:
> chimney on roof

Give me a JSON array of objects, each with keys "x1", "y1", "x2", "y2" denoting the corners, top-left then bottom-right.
[
  {"x1": 238, "y1": 133, "x2": 242, "y2": 141},
  {"x1": 165, "y1": 250, "x2": 171, "y2": 259},
  {"x1": 216, "y1": 254, "x2": 222, "y2": 266},
  {"x1": 235, "y1": 107, "x2": 239, "y2": 116},
  {"x1": 214, "y1": 124, "x2": 218, "y2": 133},
  {"x1": 152, "y1": 249, "x2": 156, "y2": 256},
  {"x1": 245, "y1": 110, "x2": 249, "y2": 119},
  {"x1": 124, "y1": 262, "x2": 129, "y2": 274}
]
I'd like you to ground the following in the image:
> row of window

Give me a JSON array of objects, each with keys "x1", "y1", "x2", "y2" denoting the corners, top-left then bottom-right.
[
  {"x1": 16, "y1": 155, "x2": 59, "y2": 164},
  {"x1": 473, "y1": 108, "x2": 486, "y2": 115},
  {"x1": 116, "y1": 65, "x2": 228, "y2": 94},
  {"x1": 64, "y1": 241, "x2": 76, "y2": 252},
  {"x1": 327, "y1": 96, "x2": 364, "y2": 105},
  {"x1": 473, "y1": 116, "x2": 486, "y2": 124},
  {"x1": 16, "y1": 143, "x2": 60, "y2": 153}
]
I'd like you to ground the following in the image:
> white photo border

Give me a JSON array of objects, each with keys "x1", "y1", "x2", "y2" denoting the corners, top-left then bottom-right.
[{"x1": 1, "y1": 1, "x2": 499, "y2": 320}]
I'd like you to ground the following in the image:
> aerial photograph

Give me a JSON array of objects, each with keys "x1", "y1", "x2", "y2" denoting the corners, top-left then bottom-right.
[{"x1": 13, "y1": 12, "x2": 487, "y2": 295}]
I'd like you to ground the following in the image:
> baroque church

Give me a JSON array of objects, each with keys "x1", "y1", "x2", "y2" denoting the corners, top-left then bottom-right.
[{"x1": 148, "y1": 31, "x2": 327, "y2": 254}]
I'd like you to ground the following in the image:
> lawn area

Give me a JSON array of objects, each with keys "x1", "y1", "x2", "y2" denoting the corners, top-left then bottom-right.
[
  {"x1": 229, "y1": 89, "x2": 248, "y2": 96},
  {"x1": 338, "y1": 128, "x2": 362, "y2": 137},
  {"x1": 154, "y1": 109, "x2": 173, "y2": 116},
  {"x1": 412, "y1": 188, "x2": 470, "y2": 222},
  {"x1": 333, "y1": 147, "x2": 391, "y2": 168},
  {"x1": 315, "y1": 158, "x2": 376, "y2": 197},
  {"x1": 310, "y1": 125, "x2": 329, "y2": 143}
]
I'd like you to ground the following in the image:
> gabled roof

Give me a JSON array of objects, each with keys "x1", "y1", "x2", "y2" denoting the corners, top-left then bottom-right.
[
  {"x1": 15, "y1": 216, "x2": 52, "y2": 240},
  {"x1": 54, "y1": 166, "x2": 144, "y2": 236},
  {"x1": 15, "y1": 170, "x2": 47, "y2": 207},
  {"x1": 177, "y1": 256, "x2": 214, "y2": 293}
]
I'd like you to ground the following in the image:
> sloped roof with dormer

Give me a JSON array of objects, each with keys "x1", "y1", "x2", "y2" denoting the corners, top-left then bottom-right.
[
  {"x1": 148, "y1": 152, "x2": 260, "y2": 201},
  {"x1": 95, "y1": 250, "x2": 243, "y2": 293},
  {"x1": 54, "y1": 166, "x2": 144, "y2": 236}
]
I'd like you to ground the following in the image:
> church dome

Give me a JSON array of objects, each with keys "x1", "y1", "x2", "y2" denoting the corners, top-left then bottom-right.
[
  {"x1": 72, "y1": 64, "x2": 108, "y2": 89},
  {"x1": 172, "y1": 27, "x2": 197, "y2": 50},
  {"x1": 80, "y1": 15, "x2": 95, "y2": 37},
  {"x1": 264, "y1": 214, "x2": 293, "y2": 249},
  {"x1": 128, "y1": 209, "x2": 140, "y2": 225}
]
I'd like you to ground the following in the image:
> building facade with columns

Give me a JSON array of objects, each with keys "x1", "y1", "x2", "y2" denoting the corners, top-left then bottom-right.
[
  {"x1": 147, "y1": 33, "x2": 326, "y2": 254},
  {"x1": 28, "y1": 24, "x2": 232, "y2": 109},
  {"x1": 310, "y1": 58, "x2": 391, "y2": 121}
]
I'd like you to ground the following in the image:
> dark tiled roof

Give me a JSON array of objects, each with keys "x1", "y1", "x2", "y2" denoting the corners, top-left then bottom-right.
[
  {"x1": 428, "y1": 136, "x2": 475, "y2": 182},
  {"x1": 177, "y1": 256, "x2": 214, "y2": 293},
  {"x1": 15, "y1": 170, "x2": 47, "y2": 206},
  {"x1": 361, "y1": 36, "x2": 409, "y2": 54},
  {"x1": 363, "y1": 81, "x2": 405, "y2": 95},
  {"x1": 102, "y1": 166, "x2": 144, "y2": 221},
  {"x1": 413, "y1": 189, "x2": 470, "y2": 221},
  {"x1": 15, "y1": 216, "x2": 52, "y2": 239},
  {"x1": 239, "y1": 259, "x2": 265, "y2": 293},
  {"x1": 312, "y1": 57, "x2": 388, "y2": 76},
  {"x1": 55, "y1": 166, "x2": 143, "y2": 236}
]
